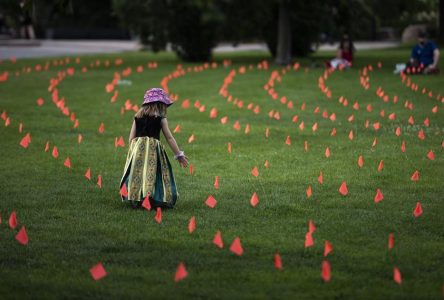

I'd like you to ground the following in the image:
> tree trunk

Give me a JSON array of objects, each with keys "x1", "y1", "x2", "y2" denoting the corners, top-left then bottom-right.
[
  {"x1": 440, "y1": 0, "x2": 444, "y2": 42},
  {"x1": 275, "y1": 1, "x2": 291, "y2": 65}
]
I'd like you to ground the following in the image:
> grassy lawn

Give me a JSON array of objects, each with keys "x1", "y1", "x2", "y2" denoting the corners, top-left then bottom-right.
[{"x1": 0, "y1": 47, "x2": 443, "y2": 299}]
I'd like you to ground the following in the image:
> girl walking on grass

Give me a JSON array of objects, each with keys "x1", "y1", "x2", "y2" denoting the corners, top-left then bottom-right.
[{"x1": 120, "y1": 88, "x2": 188, "y2": 208}]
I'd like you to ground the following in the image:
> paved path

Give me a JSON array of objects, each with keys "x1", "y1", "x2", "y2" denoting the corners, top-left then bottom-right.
[{"x1": 0, "y1": 40, "x2": 401, "y2": 60}]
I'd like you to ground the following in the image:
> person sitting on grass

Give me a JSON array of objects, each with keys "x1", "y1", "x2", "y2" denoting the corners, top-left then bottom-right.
[
  {"x1": 406, "y1": 31, "x2": 440, "y2": 75},
  {"x1": 325, "y1": 34, "x2": 355, "y2": 70}
]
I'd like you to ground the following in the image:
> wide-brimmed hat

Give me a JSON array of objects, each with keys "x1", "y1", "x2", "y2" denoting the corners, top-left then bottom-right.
[{"x1": 142, "y1": 88, "x2": 173, "y2": 106}]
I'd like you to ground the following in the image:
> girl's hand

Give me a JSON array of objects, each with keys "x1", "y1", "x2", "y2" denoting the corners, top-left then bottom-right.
[{"x1": 178, "y1": 156, "x2": 189, "y2": 168}]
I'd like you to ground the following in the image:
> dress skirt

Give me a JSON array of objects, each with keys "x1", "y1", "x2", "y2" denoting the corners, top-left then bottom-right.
[{"x1": 120, "y1": 136, "x2": 178, "y2": 208}]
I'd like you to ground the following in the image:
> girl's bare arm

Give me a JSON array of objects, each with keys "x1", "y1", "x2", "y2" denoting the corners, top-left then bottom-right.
[
  {"x1": 161, "y1": 118, "x2": 188, "y2": 167},
  {"x1": 128, "y1": 120, "x2": 136, "y2": 144}
]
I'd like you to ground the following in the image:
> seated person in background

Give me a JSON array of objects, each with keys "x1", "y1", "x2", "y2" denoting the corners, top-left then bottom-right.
[
  {"x1": 326, "y1": 34, "x2": 355, "y2": 69},
  {"x1": 406, "y1": 31, "x2": 440, "y2": 74}
]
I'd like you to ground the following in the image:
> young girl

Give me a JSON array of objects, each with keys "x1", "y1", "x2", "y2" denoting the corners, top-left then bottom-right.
[{"x1": 120, "y1": 88, "x2": 188, "y2": 208}]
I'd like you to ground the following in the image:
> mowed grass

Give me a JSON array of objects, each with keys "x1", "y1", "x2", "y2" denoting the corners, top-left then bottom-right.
[{"x1": 0, "y1": 47, "x2": 443, "y2": 299}]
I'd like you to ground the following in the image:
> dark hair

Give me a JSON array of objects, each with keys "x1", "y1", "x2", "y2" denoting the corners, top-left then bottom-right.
[{"x1": 418, "y1": 31, "x2": 427, "y2": 38}]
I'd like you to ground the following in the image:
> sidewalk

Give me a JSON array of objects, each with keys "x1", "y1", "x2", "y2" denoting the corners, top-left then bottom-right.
[{"x1": 0, "y1": 40, "x2": 401, "y2": 60}]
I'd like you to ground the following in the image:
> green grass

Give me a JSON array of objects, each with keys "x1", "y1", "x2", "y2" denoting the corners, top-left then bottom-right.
[{"x1": 0, "y1": 47, "x2": 443, "y2": 299}]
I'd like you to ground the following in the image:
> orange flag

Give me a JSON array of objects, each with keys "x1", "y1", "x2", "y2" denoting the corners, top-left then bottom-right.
[
  {"x1": 19, "y1": 133, "x2": 31, "y2": 148},
  {"x1": 388, "y1": 233, "x2": 394, "y2": 250},
  {"x1": 377, "y1": 160, "x2": 384, "y2": 172},
  {"x1": 9, "y1": 211, "x2": 17, "y2": 229},
  {"x1": 85, "y1": 168, "x2": 91, "y2": 180},
  {"x1": 78, "y1": 134, "x2": 83, "y2": 144},
  {"x1": 220, "y1": 116, "x2": 228, "y2": 124},
  {"x1": 209, "y1": 108, "x2": 217, "y2": 119},
  {"x1": 63, "y1": 157, "x2": 71, "y2": 168},
  {"x1": 90, "y1": 263, "x2": 107, "y2": 281},
  {"x1": 213, "y1": 230, "x2": 224, "y2": 248},
  {"x1": 393, "y1": 267, "x2": 402, "y2": 284},
  {"x1": 251, "y1": 166, "x2": 259, "y2": 177},
  {"x1": 173, "y1": 124, "x2": 181, "y2": 133},
  {"x1": 285, "y1": 136, "x2": 291, "y2": 145},
  {"x1": 227, "y1": 142, "x2": 232, "y2": 154},
  {"x1": 357, "y1": 155, "x2": 364, "y2": 168},
  {"x1": 120, "y1": 184, "x2": 128, "y2": 197},
  {"x1": 188, "y1": 134, "x2": 195, "y2": 143},
  {"x1": 174, "y1": 262, "x2": 188, "y2": 282},
  {"x1": 418, "y1": 130, "x2": 425, "y2": 140},
  {"x1": 233, "y1": 121, "x2": 241, "y2": 131},
  {"x1": 244, "y1": 123, "x2": 250, "y2": 134},
  {"x1": 306, "y1": 186, "x2": 312, "y2": 198},
  {"x1": 52, "y1": 146, "x2": 59, "y2": 158},
  {"x1": 308, "y1": 219, "x2": 316, "y2": 233},
  {"x1": 214, "y1": 176, "x2": 219, "y2": 189},
  {"x1": 413, "y1": 202, "x2": 423, "y2": 217},
  {"x1": 427, "y1": 150, "x2": 434, "y2": 160},
  {"x1": 97, "y1": 175, "x2": 102, "y2": 188},
  {"x1": 15, "y1": 225, "x2": 29, "y2": 245},
  {"x1": 321, "y1": 261, "x2": 331, "y2": 282},
  {"x1": 401, "y1": 141, "x2": 406, "y2": 153},
  {"x1": 339, "y1": 181, "x2": 348, "y2": 196},
  {"x1": 324, "y1": 240, "x2": 333, "y2": 257},
  {"x1": 318, "y1": 171, "x2": 323, "y2": 185},
  {"x1": 4, "y1": 117, "x2": 10, "y2": 127},
  {"x1": 348, "y1": 130, "x2": 354, "y2": 140},
  {"x1": 374, "y1": 189, "x2": 384, "y2": 203},
  {"x1": 155, "y1": 207, "x2": 162, "y2": 224},
  {"x1": 98, "y1": 122, "x2": 105, "y2": 134},
  {"x1": 36, "y1": 98, "x2": 45, "y2": 106},
  {"x1": 274, "y1": 253, "x2": 283, "y2": 270},
  {"x1": 250, "y1": 192, "x2": 259, "y2": 207},
  {"x1": 264, "y1": 160, "x2": 269, "y2": 169},
  {"x1": 325, "y1": 147, "x2": 331, "y2": 158},
  {"x1": 265, "y1": 127, "x2": 269, "y2": 138},
  {"x1": 189, "y1": 164, "x2": 194, "y2": 175},
  {"x1": 304, "y1": 232, "x2": 314, "y2": 248},
  {"x1": 395, "y1": 127, "x2": 401, "y2": 136},
  {"x1": 182, "y1": 99, "x2": 190, "y2": 109},
  {"x1": 142, "y1": 195, "x2": 151, "y2": 210},
  {"x1": 411, "y1": 170, "x2": 419, "y2": 181},
  {"x1": 229, "y1": 237, "x2": 244, "y2": 256},
  {"x1": 188, "y1": 216, "x2": 196, "y2": 233},
  {"x1": 205, "y1": 195, "x2": 217, "y2": 208}
]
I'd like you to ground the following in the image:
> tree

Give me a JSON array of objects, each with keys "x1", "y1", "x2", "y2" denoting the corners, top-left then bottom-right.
[{"x1": 275, "y1": 1, "x2": 291, "y2": 65}]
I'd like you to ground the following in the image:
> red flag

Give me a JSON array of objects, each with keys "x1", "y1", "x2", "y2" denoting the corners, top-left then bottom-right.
[
  {"x1": 85, "y1": 168, "x2": 91, "y2": 180},
  {"x1": 98, "y1": 122, "x2": 105, "y2": 134},
  {"x1": 181, "y1": 99, "x2": 190, "y2": 109},
  {"x1": 174, "y1": 262, "x2": 188, "y2": 282},
  {"x1": 64, "y1": 157, "x2": 71, "y2": 168},
  {"x1": 188, "y1": 216, "x2": 196, "y2": 233},
  {"x1": 413, "y1": 202, "x2": 423, "y2": 217},
  {"x1": 357, "y1": 155, "x2": 364, "y2": 168},
  {"x1": 250, "y1": 192, "x2": 259, "y2": 207},
  {"x1": 189, "y1": 164, "x2": 194, "y2": 175},
  {"x1": 305, "y1": 232, "x2": 314, "y2": 248},
  {"x1": 188, "y1": 134, "x2": 195, "y2": 144},
  {"x1": 388, "y1": 233, "x2": 394, "y2": 250},
  {"x1": 214, "y1": 176, "x2": 219, "y2": 189},
  {"x1": 377, "y1": 160, "x2": 384, "y2": 172},
  {"x1": 52, "y1": 146, "x2": 59, "y2": 158},
  {"x1": 321, "y1": 260, "x2": 331, "y2": 282},
  {"x1": 251, "y1": 166, "x2": 259, "y2": 177},
  {"x1": 4, "y1": 117, "x2": 10, "y2": 126},
  {"x1": 401, "y1": 141, "x2": 406, "y2": 153},
  {"x1": 411, "y1": 170, "x2": 419, "y2": 181},
  {"x1": 274, "y1": 253, "x2": 283, "y2": 270},
  {"x1": 36, "y1": 98, "x2": 44, "y2": 106},
  {"x1": 418, "y1": 130, "x2": 425, "y2": 140},
  {"x1": 209, "y1": 108, "x2": 217, "y2": 119},
  {"x1": 324, "y1": 240, "x2": 333, "y2": 257},
  {"x1": 339, "y1": 181, "x2": 348, "y2": 196},
  {"x1": 155, "y1": 207, "x2": 162, "y2": 223},
  {"x1": 285, "y1": 135, "x2": 291, "y2": 145},
  {"x1": 120, "y1": 184, "x2": 128, "y2": 197},
  {"x1": 318, "y1": 171, "x2": 323, "y2": 185},
  {"x1": 142, "y1": 195, "x2": 151, "y2": 210},
  {"x1": 325, "y1": 147, "x2": 331, "y2": 158},
  {"x1": 117, "y1": 136, "x2": 125, "y2": 147},
  {"x1": 427, "y1": 150, "x2": 434, "y2": 160},
  {"x1": 90, "y1": 263, "x2": 107, "y2": 281},
  {"x1": 374, "y1": 189, "x2": 384, "y2": 203},
  {"x1": 19, "y1": 133, "x2": 31, "y2": 148},
  {"x1": 348, "y1": 130, "x2": 354, "y2": 140},
  {"x1": 395, "y1": 127, "x2": 401, "y2": 136},
  {"x1": 97, "y1": 175, "x2": 102, "y2": 188},
  {"x1": 306, "y1": 186, "x2": 312, "y2": 198},
  {"x1": 308, "y1": 219, "x2": 316, "y2": 234},
  {"x1": 393, "y1": 267, "x2": 402, "y2": 284},
  {"x1": 15, "y1": 226, "x2": 29, "y2": 245},
  {"x1": 9, "y1": 211, "x2": 17, "y2": 229},
  {"x1": 205, "y1": 195, "x2": 217, "y2": 208},
  {"x1": 213, "y1": 230, "x2": 224, "y2": 248},
  {"x1": 229, "y1": 237, "x2": 244, "y2": 256}
]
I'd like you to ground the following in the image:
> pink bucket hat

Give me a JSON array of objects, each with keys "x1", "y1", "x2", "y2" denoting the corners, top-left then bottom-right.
[{"x1": 142, "y1": 88, "x2": 173, "y2": 106}]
